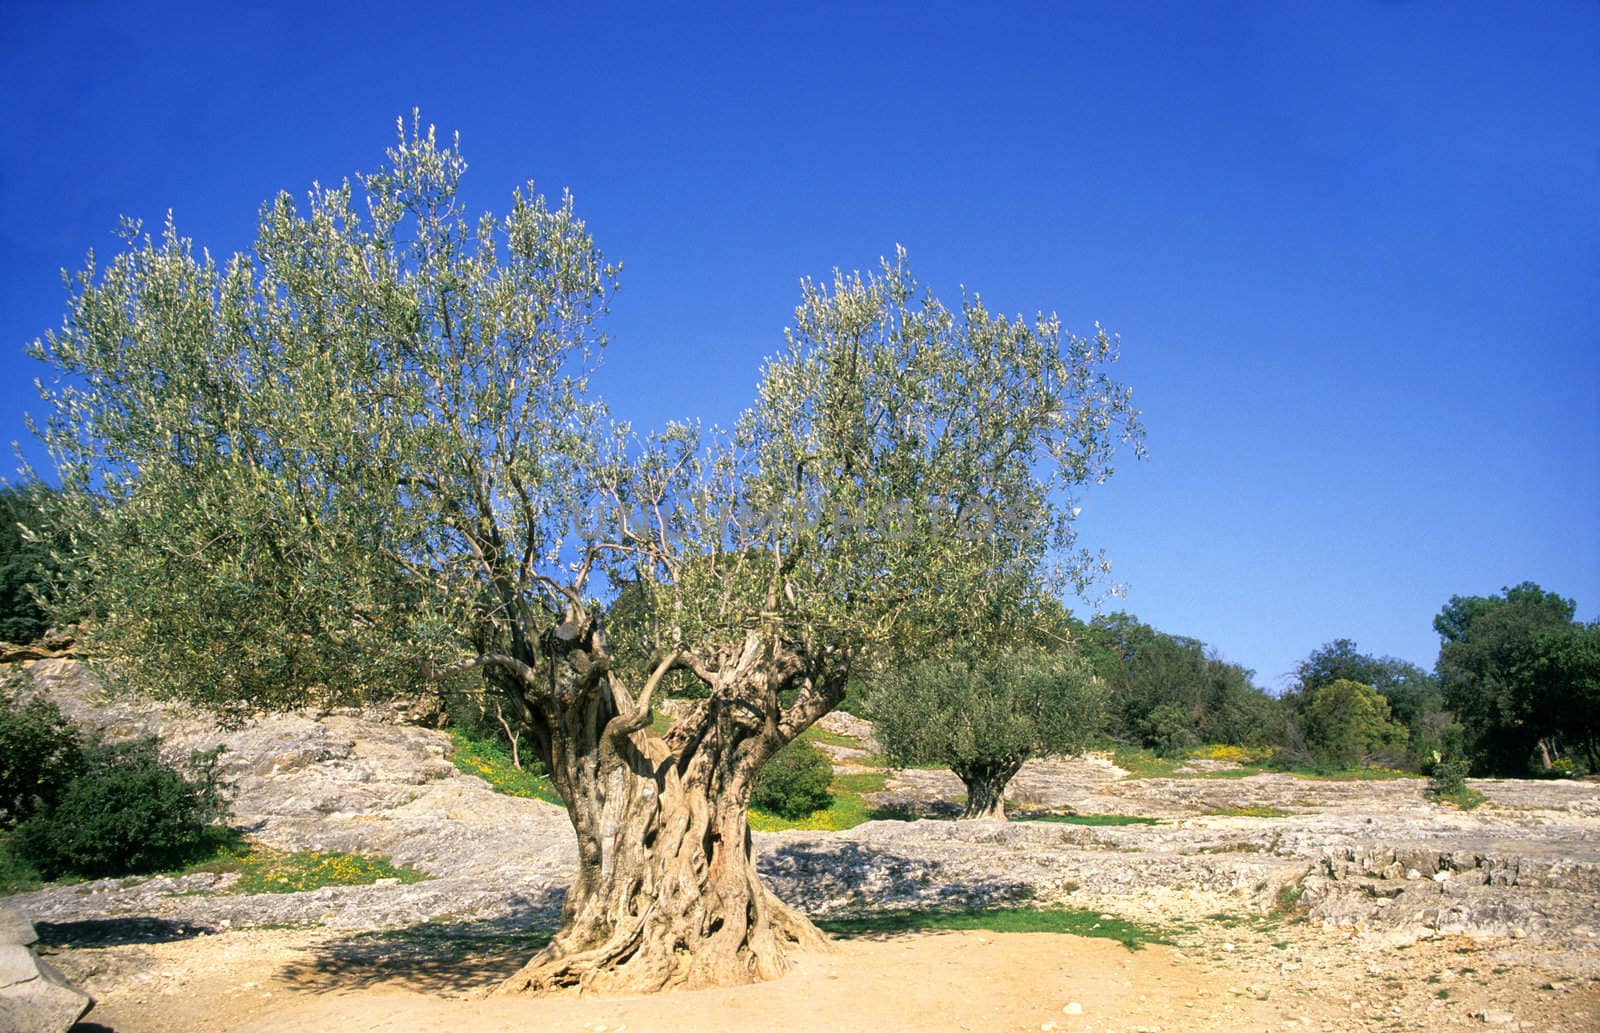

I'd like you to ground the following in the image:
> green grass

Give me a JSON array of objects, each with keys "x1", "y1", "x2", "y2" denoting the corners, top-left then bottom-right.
[
  {"x1": 749, "y1": 769, "x2": 906, "y2": 832},
  {"x1": 0, "y1": 832, "x2": 43, "y2": 896},
  {"x1": 1018, "y1": 812, "x2": 1162, "y2": 826},
  {"x1": 799, "y1": 725, "x2": 863, "y2": 750},
  {"x1": 186, "y1": 842, "x2": 428, "y2": 894},
  {"x1": 1109, "y1": 745, "x2": 1183, "y2": 778},
  {"x1": 1203, "y1": 805, "x2": 1290, "y2": 818},
  {"x1": 448, "y1": 728, "x2": 563, "y2": 805},
  {"x1": 4, "y1": 827, "x2": 423, "y2": 898},
  {"x1": 1430, "y1": 786, "x2": 1485, "y2": 810},
  {"x1": 818, "y1": 905, "x2": 1169, "y2": 950},
  {"x1": 1109, "y1": 743, "x2": 1423, "y2": 783}
]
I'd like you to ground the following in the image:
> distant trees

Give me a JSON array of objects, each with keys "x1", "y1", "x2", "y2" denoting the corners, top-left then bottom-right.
[
  {"x1": 1291, "y1": 639, "x2": 1444, "y2": 761},
  {"x1": 1081, "y1": 613, "x2": 1281, "y2": 755},
  {"x1": 0, "y1": 484, "x2": 63, "y2": 644},
  {"x1": 1434, "y1": 582, "x2": 1598, "y2": 776},
  {"x1": 866, "y1": 644, "x2": 1104, "y2": 819},
  {"x1": 1298, "y1": 678, "x2": 1408, "y2": 768}
]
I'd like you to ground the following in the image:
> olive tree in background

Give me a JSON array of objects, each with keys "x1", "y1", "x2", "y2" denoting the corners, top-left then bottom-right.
[
  {"x1": 29, "y1": 118, "x2": 1141, "y2": 994},
  {"x1": 866, "y1": 644, "x2": 1104, "y2": 819}
]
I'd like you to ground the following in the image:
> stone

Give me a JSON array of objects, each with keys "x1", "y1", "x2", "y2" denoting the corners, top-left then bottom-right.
[
  {"x1": 0, "y1": 907, "x2": 37, "y2": 947},
  {"x1": 0, "y1": 948, "x2": 94, "y2": 1032},
  {"x1": 1063, "y1": 1002, "x2": 1084, "y2": 1015},
  {"x1": 0, "y1": 642, "x2": 52, "y2": 664},
  {"x1": 0, "y1": 945, "x2": 38, "y2": 985},
  {"x1": 1479, "y1": 1011, "x2": 1515, "y2": 1025}
]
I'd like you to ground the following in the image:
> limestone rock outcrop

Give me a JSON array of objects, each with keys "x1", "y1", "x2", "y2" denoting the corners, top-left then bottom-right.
[{"x1": 0, "y1": 905, "x2": 93, "y2": 1033}]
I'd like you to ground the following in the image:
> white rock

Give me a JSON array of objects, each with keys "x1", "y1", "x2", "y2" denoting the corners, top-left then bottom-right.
[{"x1": 1063, "y1": 1002, "x2": 1084, "y2": 1015}]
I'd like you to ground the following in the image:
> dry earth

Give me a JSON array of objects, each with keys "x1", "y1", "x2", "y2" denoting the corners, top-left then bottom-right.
[{"x1": 5, "y1": 659, "x2": 1599, "y2": 1033}]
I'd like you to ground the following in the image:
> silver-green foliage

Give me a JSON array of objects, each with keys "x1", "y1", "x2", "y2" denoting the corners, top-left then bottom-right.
[
  {"x1": 642, "y1": 250, "x2": 1143, "y2": 685},
  {"x1": 867, "y1": 646, "x2": 1106, "y2": 778},
  {"x1": 30, "y1": 115, "x2": 616, "y2": 707}
]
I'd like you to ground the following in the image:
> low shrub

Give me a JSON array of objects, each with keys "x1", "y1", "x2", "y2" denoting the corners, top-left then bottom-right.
[
  {"x1": 10, "y1": 737, "x2": 228, "y2": 880},
  {"x1": 1426, "y1": 724, "x2": 1471, "y2": 798},
  {"x1": 0, "y1": 693, "x2": 83, "y2": 825},
  {"x1": 750, "y1": 739, "x2": 833, "y2": 819}
]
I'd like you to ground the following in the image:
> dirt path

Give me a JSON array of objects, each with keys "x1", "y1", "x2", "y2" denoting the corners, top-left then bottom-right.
[{"x1": 53, "y1": 923, "x2": 1599, "y2": 1033}]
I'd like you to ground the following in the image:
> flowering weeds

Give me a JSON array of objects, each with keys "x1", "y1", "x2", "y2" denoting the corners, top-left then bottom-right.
[{"x1": 191, "y1": 843, "x2": 426, "y2": 894}]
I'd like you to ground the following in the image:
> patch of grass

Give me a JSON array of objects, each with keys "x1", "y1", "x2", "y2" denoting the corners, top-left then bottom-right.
[
  {"x1": 1271, "y1": 881, "x2": 1306, "y2": 919},
  {"x1": 799, "y1": 725, "x2": 863, "y2": 750},
  {"x1": 1431, "y1": 786, "x2": 1485, "y2": 810},
  {"x1": 1203, "y1": 805, "x2": 1290, "y2": 818},
  {"x1": 1203, "y1": 910, "x2": 1252, "y2": 927},
  {"x1": 1018, "y1": 812, "x2": 1162, "y2": 826},
  {"x1": 448, "y1": 729, "x2": 563, "y2": 805},
  {"x1": 750, "y1": 769, "x2": 905, "y2": 832},
  {"x1": 188, "y1": 843, "x2": 428, "y2": 894},
  {"x1": 1109, "y1": 746, "x2": 1181, "y2": 779},
  {"x1": 1191, "y1": 744, "x2": 1277, "y2": 765},
  {"x1": 0, "y1": 832, "x2": 44, "y2": 895},
  {"x1": 818, "y1": 905, "x2": 1169, "y2": 951},
  {"x1": 1111, "y1": 744, "x2": 1422, "y2": 783}
]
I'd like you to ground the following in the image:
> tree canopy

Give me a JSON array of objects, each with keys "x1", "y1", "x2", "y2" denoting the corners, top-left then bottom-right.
[
  {"x1": 1434, "y1": 582, "x2": 1597, "y2": 775},
  {"x1": 1080, "y1": 612, "x2": 1280, "y2": 755},
  {"x1": 27, "y1": 117, "x2": 1142, "y2": 993},
  {"x1": 1291, "y1": 638, "x2": 1443, "y2": 759},
  {"x1": 866, "y1": 643, "x2": 1104, "y2": 819}
]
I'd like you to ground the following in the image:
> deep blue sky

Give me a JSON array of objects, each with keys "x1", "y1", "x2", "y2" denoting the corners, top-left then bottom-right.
[{"x1": 3, "y1": 2, "x2": 1596, "y2": 688}]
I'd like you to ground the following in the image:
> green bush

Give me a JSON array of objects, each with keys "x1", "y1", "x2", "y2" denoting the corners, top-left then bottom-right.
[
  {"x1": 0, "y1": 693, "x2": 83, "y2": 825},
  {"x1": 1300, "y1": 678, "x2": 1408, "y2": 768},
  {"x1": 1143, "y1": 702, "x2": 1200, "y2": 758},
  {"x1": 10, "y1": 737, "x2": 228, "y2": 880},
  {"x1": 0, "y1": 484, "x2": 60, "y2": 645},
  {"x1": 750, "y1": 739, "x2": 833, "y2": 819},
  {"x1": 1426, "y1": 725, "x2": 1471, "y2": 797}
]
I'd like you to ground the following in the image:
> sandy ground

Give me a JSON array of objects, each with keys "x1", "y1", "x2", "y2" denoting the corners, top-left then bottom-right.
[{"x1": 52, "y1": 920, "x2": 1600, "y2": 1033}]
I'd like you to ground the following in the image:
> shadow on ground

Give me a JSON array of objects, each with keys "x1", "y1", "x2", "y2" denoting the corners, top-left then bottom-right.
[
  {"x1": 276, "y1": 889, "x2": 565, "y2": 996},
  {"x1": 37, "y1": 917, "x2": 217, "y2": 948},
  {"x1": 760, "y1": 839, "x2": 1035, "y2": 918}
]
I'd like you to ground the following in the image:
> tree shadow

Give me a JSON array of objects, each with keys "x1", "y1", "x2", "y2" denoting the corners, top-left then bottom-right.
[
  {"x1": 758, "y1": 839, "x2": 1035, "y2": 931},
  {"x1": 35, "y1": 917, "x2": 217, "y2": 948},
  {"x1": 275, "y1": 887, "x2": 566, "y2": 996}
]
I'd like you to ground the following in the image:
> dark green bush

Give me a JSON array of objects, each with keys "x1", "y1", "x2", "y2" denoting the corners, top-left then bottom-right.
[
  {"x1": 10, "y1": 737, "x2": 228, "y2": 879},
  {"x1": 0, "y1": 693, "x2": 83, "y2": 826},
  {"x1": 750, "y1": 739, "x2": 833, "y2": 818},
  {"x1": 0, "y1": 485, "x2": 53, "y2": 644},
  {"x1": 1426, "y1": 725, "x2": 1471, "y2": 797}
]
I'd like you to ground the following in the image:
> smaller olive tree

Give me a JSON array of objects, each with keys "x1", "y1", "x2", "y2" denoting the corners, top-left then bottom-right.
[{"x1": 866, "y1": 645, "x2": 1104, "y2": 819}]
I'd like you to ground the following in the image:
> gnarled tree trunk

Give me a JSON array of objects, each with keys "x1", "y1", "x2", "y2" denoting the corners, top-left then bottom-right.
[
  {"x1": 954, "y1": 758, "x2": 1022, "y2": 820},
  {"x1": 491, "y1": 621, "x2": 836, "y2": 994}
]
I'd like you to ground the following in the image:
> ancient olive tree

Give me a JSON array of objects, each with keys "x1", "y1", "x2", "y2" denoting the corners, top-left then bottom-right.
[
  {"x1": 866, "y1": 644, "x2": 1104, "y2": 819},
  {"x1": 30, "y1": 119, "x2": 1141, "y2": 994}
]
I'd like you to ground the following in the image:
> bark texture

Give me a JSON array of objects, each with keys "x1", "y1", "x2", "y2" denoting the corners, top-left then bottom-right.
[
  {"x1": 490, "y1": 620, "x2": 838, "y2": 994},
  {"x1": 955, "y1": 759, "x2": 1022, "y2": 821}
]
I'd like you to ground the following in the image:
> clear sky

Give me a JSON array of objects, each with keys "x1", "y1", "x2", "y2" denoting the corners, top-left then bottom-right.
[{"x1": 2, "y1": 1, "x2": 1595, "y2": 689}]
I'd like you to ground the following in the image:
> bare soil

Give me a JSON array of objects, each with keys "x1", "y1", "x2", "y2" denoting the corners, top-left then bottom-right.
[{"x1": 48, "y1": 914, "x2": 1600, "y2": 1033}]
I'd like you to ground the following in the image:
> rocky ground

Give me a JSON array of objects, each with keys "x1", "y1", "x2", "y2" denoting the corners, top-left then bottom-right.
[{"x1": 4, "y1": 658, "x2": 1599, "y2": 1032}]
